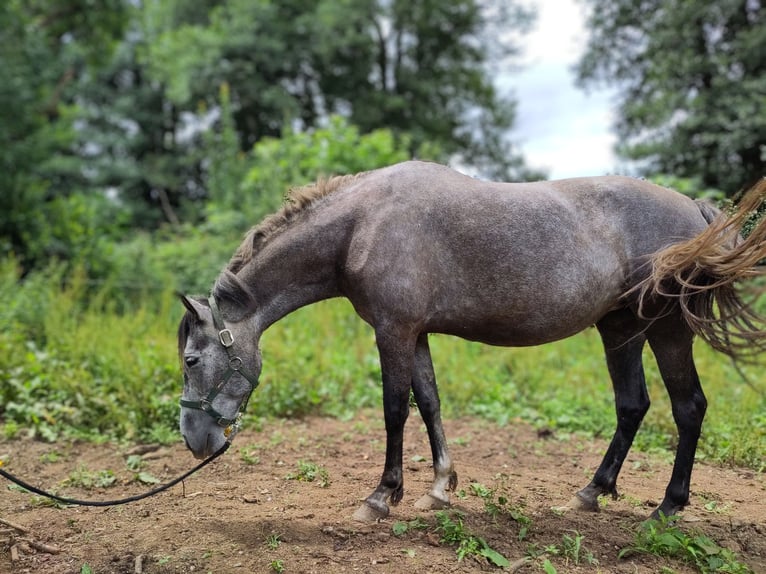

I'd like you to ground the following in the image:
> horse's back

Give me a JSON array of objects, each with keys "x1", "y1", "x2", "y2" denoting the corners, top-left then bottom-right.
[{"x1": 340, "y1": 161, "x2": 711, "y2": 345}]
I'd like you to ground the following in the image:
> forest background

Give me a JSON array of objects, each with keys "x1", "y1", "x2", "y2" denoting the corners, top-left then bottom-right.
[{"x1": 1, "y1": 0, "x2": 764, "y2": 472}]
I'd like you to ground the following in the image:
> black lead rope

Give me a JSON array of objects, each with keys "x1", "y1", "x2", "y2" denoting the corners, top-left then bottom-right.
[{"x1": 0, "y1": 441, "x2": 230, "y2": 507}]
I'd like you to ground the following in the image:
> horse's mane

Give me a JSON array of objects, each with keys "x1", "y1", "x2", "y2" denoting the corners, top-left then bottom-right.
[
  {"x1": 227, "y1": 172, "x2": 366, "y2": 273},
  {"x1": 211, "y1": 171, "x2": 368, "y2": 312}
]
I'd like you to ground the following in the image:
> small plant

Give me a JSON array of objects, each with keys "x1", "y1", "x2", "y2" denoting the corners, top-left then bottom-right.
[
  {"x1": 392, "y1": 517, "x2": 429, "y2": 536},
  {"x1": 469, "y1": 481, "x2": 531, "y2": 540},
  {"x1": 560, "y1": 530, "x2": 596, "y2": 566},
  {"x1": 286, "y1": 460, "x2": 329, "y2": 487},
  {"x1": 125, "y1": 455, "x2": 160, "y2": 485},
  {"x1": 65, "y1": 466, "x2": 116, "y2": 489},
  {"x1": 434, "y1": 510, "x2": 509, "y2": 568},
  {"x1": 39, "y1": 450, "x2": 64, "y2": 463},
  {"x1": 270, "y1": 559, "x2": 284, "y2": 573},
  {"x1": 266, "y1": 533, "x2": 283, "y2": 549},
  {"x1": 239, "y1": 444, "x2": 262, "y2": 465},
  {"x1": 619, "y1": 515, "x2": 753, "y2": 573}
]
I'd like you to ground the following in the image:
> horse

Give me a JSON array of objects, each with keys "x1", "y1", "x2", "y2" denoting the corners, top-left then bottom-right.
[{"x1": 177, "y1": 160, "x2": 766, "y2": 522}]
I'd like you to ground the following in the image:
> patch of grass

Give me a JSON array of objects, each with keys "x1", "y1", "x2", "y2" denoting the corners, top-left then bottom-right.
[
  {"x1": 619, "y1": 515, "x2": 754, "y2": 573},
  {"x1": 392, "y1": 517, "x2": 429, "y2": 537},
  {"x1": 64, "y1": 465, "x2": 116, "y2": 489},
  {"x1": 559, "y1": 530, "x2": 597, "y2": 566},
  {"x1": 239, "y1": 444, "x2": 261, "y2": 465},
  {"x1": 434, "y1": 509, "x2": 509, "y2": 568},
  {"x1": 526, "y1": 531, "x2": 597, "y2": 572},
  {"x1": 39, "y1": 450, "x2": 64, "y2": 463},
  {"x1": 265, "y1": 533, "x2": 282, "y2": 549},
  {"x1": 286, "y1": 460, "x2": 330, "y2": 487},
  {"x1": 469, "y1": 480, "x2": 531, "y2": 540}
]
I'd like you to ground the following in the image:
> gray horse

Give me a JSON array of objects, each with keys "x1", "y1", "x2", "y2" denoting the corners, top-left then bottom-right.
[{"x1": 177, "y1": 160, "x2": 765, "y2": 522}]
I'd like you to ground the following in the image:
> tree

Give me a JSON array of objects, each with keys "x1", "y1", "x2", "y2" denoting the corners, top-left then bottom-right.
[
  {"x1": 142, "y1": 0, "x2": 537, "y2": 181},
  {"x1": 0, "y1": 0, "x2": 128, "y2": 269},
  {"x1": 576, "y1": 0, "x2": 765, "y2": 194}
]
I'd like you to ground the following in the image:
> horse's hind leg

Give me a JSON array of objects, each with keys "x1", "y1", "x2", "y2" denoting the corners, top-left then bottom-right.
[
  {"x1": 411, "y1": 333, "x2": 458, "y2": 510},
  {"x1": 646, "y1": 317, "x2": 706, "y2": 518},
  {"x1": 570, "y1": 309, "x2": 650, "y2": 511}
]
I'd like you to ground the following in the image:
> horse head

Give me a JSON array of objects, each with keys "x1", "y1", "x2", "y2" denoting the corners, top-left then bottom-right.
[{"x1": 177, "y1": 295, "x2": 261, "y2": 459}]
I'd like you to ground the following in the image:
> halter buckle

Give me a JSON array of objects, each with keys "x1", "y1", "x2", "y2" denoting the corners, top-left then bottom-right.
[{"x1": 218, "y1": 328, "x2": 234, "y2": 347}]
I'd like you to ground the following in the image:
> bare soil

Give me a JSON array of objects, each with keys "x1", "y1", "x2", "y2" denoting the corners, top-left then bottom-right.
[{"x1": 1, "y1": 413, "x2": 764, "y2": 574}]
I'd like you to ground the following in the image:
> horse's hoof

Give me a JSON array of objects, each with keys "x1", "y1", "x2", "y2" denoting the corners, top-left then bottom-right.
[
  {"x1": 414, "y1": 493, "x2": 450, "y2": 511},
  {"x1": 556, "y1": 493, "x2": 599, "y2": 513},
  {"x1": 352, "y1": 502, "x2": 388, "y2": 523}
]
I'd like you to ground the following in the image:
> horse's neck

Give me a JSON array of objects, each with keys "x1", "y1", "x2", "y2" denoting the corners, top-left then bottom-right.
[{"x1": 239, "y1": 216, "x2": 346, "y2": 331}]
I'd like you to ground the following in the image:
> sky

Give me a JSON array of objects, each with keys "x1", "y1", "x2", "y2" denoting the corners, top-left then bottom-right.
[{"x1": 503, "y1": 0, "x2": 621, "y2": 179}]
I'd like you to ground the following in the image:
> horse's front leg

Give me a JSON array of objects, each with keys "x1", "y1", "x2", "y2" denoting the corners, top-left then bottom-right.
[
  {"x1": 353, "y1": 329, "x2": 416, "y2": 522},
  {"x1": 411, "y1": 333, "x2": 457, "y2": 510}
]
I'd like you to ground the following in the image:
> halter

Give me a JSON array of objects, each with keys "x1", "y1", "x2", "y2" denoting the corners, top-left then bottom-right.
[{"x1": 179, "y1": 296, "x2": 260, "y2": 436}]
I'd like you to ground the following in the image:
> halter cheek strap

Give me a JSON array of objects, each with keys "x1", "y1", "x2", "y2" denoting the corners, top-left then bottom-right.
[{"x1": 179, "y1": 296, "x2": 260, "y2": 433}]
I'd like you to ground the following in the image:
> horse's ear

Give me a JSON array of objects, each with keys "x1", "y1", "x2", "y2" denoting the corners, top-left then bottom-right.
[{"x1": 177, "y1": 293, "x2": 207, "y2": 321}]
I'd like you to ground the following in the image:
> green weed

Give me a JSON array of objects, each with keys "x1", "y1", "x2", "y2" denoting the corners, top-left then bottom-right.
[
  {"x1": 39, "y1": 450, "x2": 64, "y2": 463},
  {"x1": 560, "y1": 530, "x2": 597, "y2": 566},
  {"x1": 619, "y1": 515, "x2": 753, "y2": 573},
  {"x1": 434, "y1": 510, "x2": 509, "y2": 568},
  {"x1": 392, "y1": 517, "x2": 429, "y2": 536},
  {"x1": 286, "y1": 460, "x2": 330, "y2": 487},
  {"x1": 469, "y1": 481, "x2": 531, "y2": 540},
  {"x1": 266, "y1": 533, "x2": 282, "y2": 549},
  {"x1": 64, "y1": 466, "x2": 116, "y2": 489}
]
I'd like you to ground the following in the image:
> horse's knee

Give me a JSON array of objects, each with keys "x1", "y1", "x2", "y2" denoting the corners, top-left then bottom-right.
[{"x1": 616, "y1": 396, "x2": 650, "y2": 433}]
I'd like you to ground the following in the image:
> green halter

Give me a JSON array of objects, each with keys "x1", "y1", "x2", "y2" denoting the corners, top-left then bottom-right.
[{"x1": 179, "y1": 296, "x2": 259, "y2": 433}]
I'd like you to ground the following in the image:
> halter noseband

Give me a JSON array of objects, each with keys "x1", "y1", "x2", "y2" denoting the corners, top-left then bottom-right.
[{"x1": 179, "y1": 296, "x2": 259, "y2": 436}]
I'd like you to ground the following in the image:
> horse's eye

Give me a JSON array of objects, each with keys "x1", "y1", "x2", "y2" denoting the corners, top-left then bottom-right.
[{"x1": 185, "y1": 355, "x2": 200, "y2": 368}]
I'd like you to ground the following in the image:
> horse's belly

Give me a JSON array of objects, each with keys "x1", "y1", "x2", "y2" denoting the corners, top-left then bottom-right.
[{"x1": 429, "y1": 286, "x2": 621, "y2": 347}]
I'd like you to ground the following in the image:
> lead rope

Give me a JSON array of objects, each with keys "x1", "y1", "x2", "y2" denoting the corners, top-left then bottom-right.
[{"x1": 0, "y1": 441, "x2": 230, "y2": 507}]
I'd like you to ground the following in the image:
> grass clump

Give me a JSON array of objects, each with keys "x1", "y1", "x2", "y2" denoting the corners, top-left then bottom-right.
[
  {"x1": 434, "y1": 509, "x2": 509, "y2": 568},
  {"x1": 619, "y1": 515, "x2": 753, "y2": 573}
]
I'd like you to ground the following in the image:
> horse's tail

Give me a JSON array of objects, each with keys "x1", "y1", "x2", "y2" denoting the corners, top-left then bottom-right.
[{"x1": 636, "y1": 178, "x2": 766, "y2": 359}]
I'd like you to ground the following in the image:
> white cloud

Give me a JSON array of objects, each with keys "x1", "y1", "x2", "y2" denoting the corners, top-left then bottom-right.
[{"x1": 504, "y1": 0, "x2": 621, "y2": 179}]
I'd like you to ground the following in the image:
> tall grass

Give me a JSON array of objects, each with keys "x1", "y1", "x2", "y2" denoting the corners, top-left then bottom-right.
[{"x1": 1, "y1": 260, "x2": 764, "y2": 470}]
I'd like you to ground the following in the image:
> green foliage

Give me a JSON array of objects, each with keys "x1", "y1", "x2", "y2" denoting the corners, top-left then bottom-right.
[
  {"x1": 265, "y1": 533, "x2": 282, "y2": 550},
  {"x1": 286, "y1": 461, "x2": 330, "y2": 487},
  {"x1": 0, "y1": 259, "x2": 180, "y2": 442},
  {"x1": 229, "y1": 115, "x2": 414, "y2": 223},
  {"x1": 578, "y1": 0, "x2": 766, "y2": 193},
  {"x1": 0, "y1": 1, "x2": 129, "y2": 269},
  {"x1": 469, "y1": 481, "x2": 531, "y2": 540},
  {"x1": 392, "y1": 517, "x2": 430, "y2": 537},
  {"x1": 434, "y1": 510, "x2": 510, "y2": 567},
  {"x1": 65, "y1": 466, "x2": 117, "y2": 490},
  {"x1": 619, "y1": 515, "x2": 754, "y2": 573},
  {"x1": 649, "y1": 175, "x2": 726, "y2": 202},
  {"x1": 141, "y1": 0, "x2": 535, "y2": 180}
]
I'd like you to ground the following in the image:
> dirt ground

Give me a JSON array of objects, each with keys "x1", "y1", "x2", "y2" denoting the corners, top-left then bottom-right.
[{"x1": 1, "y1": 413, "x2": 764, "y2": 574}]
